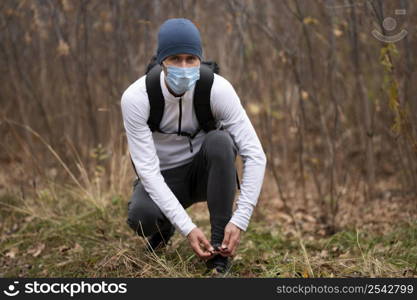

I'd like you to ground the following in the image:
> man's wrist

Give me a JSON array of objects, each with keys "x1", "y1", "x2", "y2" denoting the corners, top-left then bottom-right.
[
  {"x1": 183, "y1": 223, "x2": 197, "y2": 238},
  {"x1": 229, "y1": 219, "x2": 247, "y2": 232},
  {"x1": 229, "y1": 204, "x2": 255, "y2": 232}
]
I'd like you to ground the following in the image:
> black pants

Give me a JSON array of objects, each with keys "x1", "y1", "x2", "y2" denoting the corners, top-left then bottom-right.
[{"x1": 126, "y1": 129, "x2": 238, "y2": 245}]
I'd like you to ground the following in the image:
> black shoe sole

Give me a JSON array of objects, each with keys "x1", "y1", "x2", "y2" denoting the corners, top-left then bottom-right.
[
  {"x1": 205, "y1": 254, "x2": 231, "y2": 275},
  {"x1": 145, "y1": 226, "x2": 175, "y2": 252}
]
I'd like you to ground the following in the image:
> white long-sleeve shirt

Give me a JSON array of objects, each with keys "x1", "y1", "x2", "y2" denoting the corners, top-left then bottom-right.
[{"x1": 121, "y1": 69, "x2": 267, "y2": 237}]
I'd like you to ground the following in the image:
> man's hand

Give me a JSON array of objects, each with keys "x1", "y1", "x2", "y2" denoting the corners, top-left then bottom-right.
[
  {"x1": 187, "y1": 227, "x2": 215, "y2": 259},
  {"x1": 218, "y1": 222, "x2": 242, "y2": 257}
]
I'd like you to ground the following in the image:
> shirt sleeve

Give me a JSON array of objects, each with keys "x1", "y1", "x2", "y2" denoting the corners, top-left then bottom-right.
[
  {"x1": 120, "y1": 86, "x2": 197, "y2": 237},
  {"x1": 211, "y1": 75, "x2": 267, "y2": 232}
]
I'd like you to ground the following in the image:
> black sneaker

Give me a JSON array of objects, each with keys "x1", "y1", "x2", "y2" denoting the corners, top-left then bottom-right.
[
  {"x1": 145, "y1": 225, "x2": 175, "y2": 252},
  {"x1": 205, "y1": 253, "x2": 231, "y2": 275}
]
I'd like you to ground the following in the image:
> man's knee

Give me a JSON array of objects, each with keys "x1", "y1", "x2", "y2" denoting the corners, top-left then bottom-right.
[
  {"x1": 203, "y1": 130, "x2": 237, "y2": 162},
  {"x1": 126, "y1": 212, "x2": 156, "y2": 237},
  {"x1": 127, "y1": 199, "x2": 161, "y2": 238}
]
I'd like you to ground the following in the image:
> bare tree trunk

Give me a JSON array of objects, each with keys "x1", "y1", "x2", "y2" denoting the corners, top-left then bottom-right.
[
  {"x1": 349, "y1": 0, "x2": 375, "y2": 201},
  {"x1": 81, "y1": 0, "x2": 99, "y2": 150}
]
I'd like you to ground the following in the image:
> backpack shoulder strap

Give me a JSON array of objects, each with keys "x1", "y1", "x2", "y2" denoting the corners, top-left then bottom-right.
[
  {"x1": 194, "y1": 64, "x2": 217, "y2": 132},
  {"x1": 145, "y1": 64, "x2": 164, "y2": 132}
]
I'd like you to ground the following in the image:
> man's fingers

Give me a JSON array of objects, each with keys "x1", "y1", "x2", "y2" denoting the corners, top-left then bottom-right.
[
  {"x1": 221, "y1": 232, "x2": 240, "y2": 257},
  {"x1": 199, "y1": 235, "x2": 214, "y2": 253},
  {"x1": 192, "y1": 234, "x2": 213, "y2": 258},
  {"x1": 230, "y1": 237, "x2": 240, "y2": 256},
  {"x1": 187, "y1": 228, "x2": 215, "y2": 259},
  {"x1": 191, "y1": 241, "x2": 209, "y2": 258},
  {"x1": 188, "y1": 226, "x2": 241, "y2": 259},
  {"x1": 228, "y1": 234, "x2": 240, "y2": 253},
  {"x1": 221, "y1": 229, "x2": 232, "y2": 250},
  {"x1": 198, "y1": 236, "x2": 214, "y2": 258}
]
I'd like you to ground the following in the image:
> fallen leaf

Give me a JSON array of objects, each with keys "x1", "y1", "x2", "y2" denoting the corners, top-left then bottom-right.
[
  {"x1": 320, "y1": 249, "x2": 328, "y2": 258},
  {"x1": 24, "y1": 216, "x2": 35, "y2": 223},
  {"x1": 70, "y1": 243, "x2": 83, "y2": 253},
  {"x1": 5, "y1": 247, "x2": 19, "y2": 259},
  {"x1": 58, "y1": 245, "x2": 71, "y2": 253},
  {"x1": 27, "y1": 243, "x2": 45, "y2": 257}
]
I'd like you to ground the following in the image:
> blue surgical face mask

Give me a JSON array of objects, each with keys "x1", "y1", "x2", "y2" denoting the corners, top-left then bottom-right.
[{"x1": 164, "y1": 65, "x2": 200, "y2": 95}]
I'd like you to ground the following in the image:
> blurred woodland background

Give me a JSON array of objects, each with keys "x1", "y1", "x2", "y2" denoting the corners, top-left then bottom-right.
[{"x1": 1, "y1": 0, "x2": 416, "y2": 277}]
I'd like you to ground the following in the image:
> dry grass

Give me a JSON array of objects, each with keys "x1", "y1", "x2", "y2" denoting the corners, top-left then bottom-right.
[
  {"x1": 0, "y1": 178, "x2": 416, "y2": 277},
  {"x1": 0, "y1": 122, "x2": 416, "y2": 277}
]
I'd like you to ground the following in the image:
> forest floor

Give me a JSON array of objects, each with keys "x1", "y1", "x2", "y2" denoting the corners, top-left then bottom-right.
[{"x1": 1, "y1": 171, "x2": 416, "y2": 278}]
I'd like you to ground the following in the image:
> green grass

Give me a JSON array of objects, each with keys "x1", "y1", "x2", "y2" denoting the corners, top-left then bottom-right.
[{"x1": 1, "y1": 188, "x2": 416, "y2": 278}]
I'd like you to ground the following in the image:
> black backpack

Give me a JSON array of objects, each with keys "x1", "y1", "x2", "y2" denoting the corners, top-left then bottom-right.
[{"x1": 144, "y1": 55, "x2": 220, "y2": 144}]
